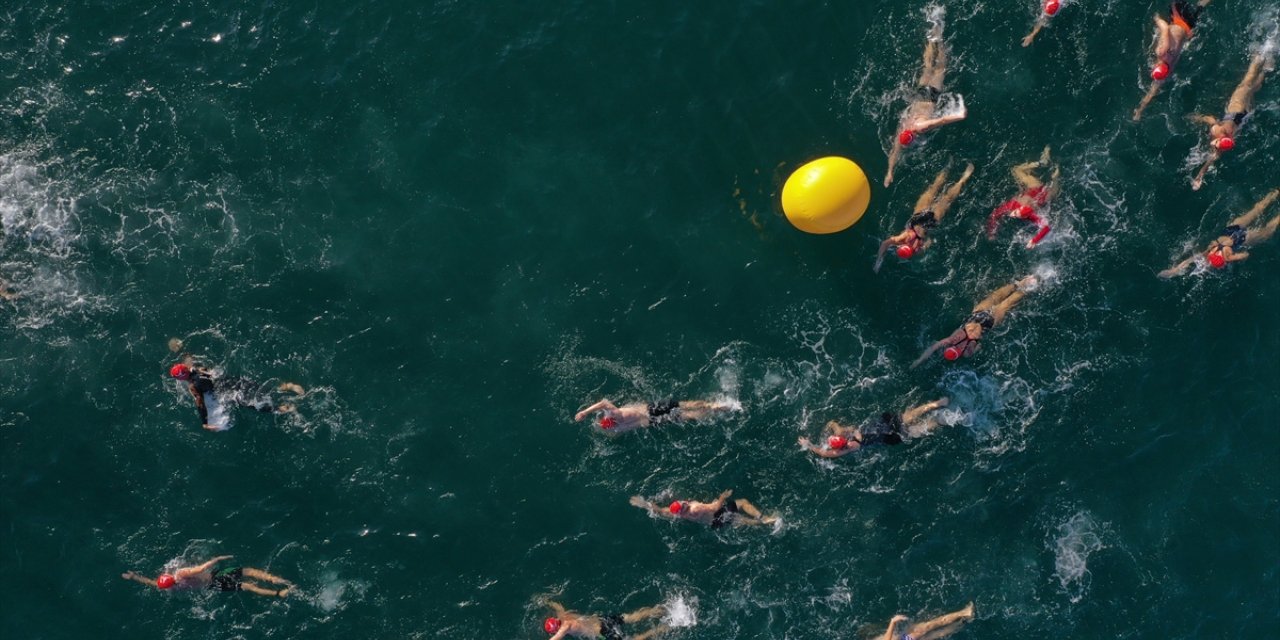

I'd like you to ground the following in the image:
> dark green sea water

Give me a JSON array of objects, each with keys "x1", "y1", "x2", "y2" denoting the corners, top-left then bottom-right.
[{"x1": 3, "y1": 1, "x2": 1278, "y2": 638}]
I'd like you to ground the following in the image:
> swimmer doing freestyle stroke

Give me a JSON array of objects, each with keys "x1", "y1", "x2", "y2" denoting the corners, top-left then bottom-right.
[
  {"x1": 169, "y1": 360, "x2": 305, "y2": 431},
  {"x1": 1134, "y1": 1, "x2": 1213, "y2": 122},
  {"x1": 1022, "y1": 0, "x2": 1063, "y2": 48},
  {"x1": 1160, "y1": 188, "x2": 1280, "y2": 277},
  {"x1": 1191, "y1": 48, "x2": 1275, "y2": 190},
  {"x1": 629, "y1": 489, "x2": 779, "y2": 529},
  {"x1": 876, "y1": 164, "x2": 974, "y2": 272},
  {"x1": 987, "y1": 147, "x2": 1059, "y2": 249},
  {"x1": 540, "y1": 599, "x2": 669, "y2": 640},
  {"x1": 799, "y1": 397, "x2": 951, "y2": 458},
  {"x1": 574, "y1": 397, "x2": 738, "y2": 434},
  {"x1": 881, "y1": 602, "x2": 976, "y2": 640},
  {"x1": 122, "y1": 555, "x2": 293, "y2": 598},
  {"x1": 885, "y1": 7, "x2": 967, "y2": 188},
  {"x1": 912, "y1": 275, "x2": 1039, "y2": 368}
]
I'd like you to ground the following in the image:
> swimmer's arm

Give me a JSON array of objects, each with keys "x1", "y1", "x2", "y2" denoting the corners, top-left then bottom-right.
[
  {"x1": 883, "y1": 615, "x2": 909, "y2": 640},
  {"x1": 629, "y1": 496, "x2": 669, "y2": 518},
  {"x1": 911, "y1": 333, "x2": 957, "y2": 369},
  {"x1": 574, "y1": 399, "x2": 617, "y2": 422},
  {"x1": 913, "y1": 112, "x2": 966, "y2": 132},
  {"x1": 179, "y1": 556, "x2": 233, "y2": 577},
  {"x1": 1022, "y1": 21, "x2": 1045, "y2": 48},
  {"x1": 121, "y1": 571, "x2": 155, "y2": 586},
  {"x1": 1226, "y1": 250, "x2": 1249, "y2": 262},
  {"x1": 798, "y1": 437, "x2": 853, "y2": 458},
  {"x1": 1191, "y1": 155, "x2": 1216, "y2": 191},
  {"x1": 884, "y1": 143, "x2": 901, "y2": 188},
  {"x1": 1191, "y1": 114, "x2": 1218, "y2": 126},
  {"x1": 1158, "y1": 256, "x2": 1196, "y2": 278},
  {"x1": 873, "y1": 238, "x2": 896, "y2": 273},
  {"x1": 549, "y1": 629, "x2": 570, "y2": 640},
  {"x1": 545, "y1": 600, "x2": 567, "y2": 617}
]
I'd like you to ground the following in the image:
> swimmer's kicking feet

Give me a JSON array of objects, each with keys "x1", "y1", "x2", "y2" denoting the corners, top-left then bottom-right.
[
  {"x1": 1134, "y1": 1, "x2": 1213, "y2": 121},
  {"x1": 575, "y1": 398, "x2": 738, "y2": 434},
  {"x1": 1191, "y1": 49, "x2": 1274, "y2": 190},
  {"x1": 630, "y1": 490, "x2": 779, "y2": 529},
  {"x1": 169, "y1": 361, "x2": 306, "y2": 430},
  {"x1": 876, "y1": 164, "x2": 974, "y2": 271},
  {"x1": 987, "y1": 147, "x2": 1059, "y2": 249},
  {"x1": 122, "y1": 555, "x2": 293, "y2": 598},
  {"x1": 881, "y1": 602, "x2": 976, "y2": 640},
  {"x1": 912, "y1": 276, "x2": 1038, "y2": 367},
  {"x1": 541, "y1": 599, "x2": 668, "y2": 640},
  {"x1": 1023, "y1": 0, "x2": 1062, "y2": 48},
  {"x1": 1160, "y1": 188, "x2": 1280, "y2": 277},
  {"x1": 800, "y1": 398, "x2": 951, "y2": 458},
  {"x1": 885, "y1": 9, "x2": 967, "y2": 187}
]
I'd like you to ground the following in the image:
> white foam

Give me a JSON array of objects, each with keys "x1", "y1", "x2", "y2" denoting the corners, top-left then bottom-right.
[
  {"x1": 1050, "y1": 511, "x2": 1106, "y2": 603},
  {"x1": 662, "y1": 593, "x2": 698, "y2": 628}
]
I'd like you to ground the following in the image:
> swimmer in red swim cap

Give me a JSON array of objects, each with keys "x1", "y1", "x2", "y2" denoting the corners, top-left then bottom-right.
[
  {"x1": 575, "y1": 396, "x2": 740, "y2": 435},
  {"x1": 875, "y1": 163, "x2": 974, "y2": 273},
  {"x1": 913, "y1": 276, "x2": 1039, "y2": 368},
  {"x1": 538, "y1": 599, "x2": 669, "y2": 639},
  {"x1": 800, "y1": 397, "x2": 952, "y2": 459},
  {"x1": 1023, "y1": 0, "x2": 1064, "y2": 47},
  {"x1": 1135, "y1": 1, "x2": 1212, "y2": 121},
  {"x1": 1191, "y1": 50, "x2": 1275, "y2": 190},
  {"x1": 167, "y1": 358, "x2": 305, "y2": 431},
  {"x1": 882, "y1": 603, "x2": 977, "y2": 640},
  {"x1": 987, "y1": 147, "x2": 1059, "y2": 249},
  {"x1": 885, "y1": 7, "x2": 968, "y2": 187},
  {"x1": 1160, "y1": 189, "x2": 1280, "y2": 278},
  {"x1": 122, "y1": 555, "x2": 293, "y2": 598},
  {"x1": 630, "y1": 490, "x2": 779, "y2": 529}
]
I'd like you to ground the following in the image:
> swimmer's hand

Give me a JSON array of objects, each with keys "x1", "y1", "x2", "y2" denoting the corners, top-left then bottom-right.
[
  {"x1": 797, "y1": 436, "x2": 812, "y2": 448},
  {"x1": 573, "y1": 411, "x2": 589, "y2": 422},
  {"x1": 202, "y1": 423, "x2": 217, "y2": 431},
  {"x1": 629, "y1": 496, "x2": 649, "y2": 509},
  {"x1": 1157, "y1": 267, "x2": 1179, "y2": 279}
]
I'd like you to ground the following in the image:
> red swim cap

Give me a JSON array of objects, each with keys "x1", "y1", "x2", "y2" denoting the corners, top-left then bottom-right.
[
  {"x1": 943, "y1": 347, "x2": 961, "y2": 361},
  {"x1": 156, "y1": 574, "x2": 176, "y2": 589},
  {"x1": 169, "y1": 364, "x2": 191, "y2": 380},
  {"x1": 1045, "y1": 0, "x2": 1060, "y2": 16},
  {"x1": 896, "y1": 244, "x2": 916, "y2": 259},
  {"x1": 1151, "y1": 62, "x2": 1170, "y2": 81},
  {"x1": 828, "y1": 436, "x2": 848, "y2": 450},
  {"x1": 544, "y1": 617, "x2": 562, "y2": 634},
  {"x1": 598, "y1": 416, "x2": 617, "y2": 429},
  {"x1": 1207, "y1": 252, "x2": 1227, "y2": 269},
  {"x1": 669, "y1": 501, "x2": 685, "y2": 515},
  {"x1": 1016, "y1": 204, "x2": 1036, "y2": 220},
  {"x1": 1214, "y1": 137, "x2": 1235, "y2": 152},
  {"x1": 898, "y1": 130, "x2": 916, "y2": 146}
]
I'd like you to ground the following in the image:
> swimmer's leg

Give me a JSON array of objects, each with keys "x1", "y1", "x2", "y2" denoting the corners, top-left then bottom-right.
[
  {"x1": 915, "y1": 168, "x2": 951, "y2": 214},
  {"x1": 932, "y1": 163, "x2": 974, "y2": 220},
  {"x1": 1248, "y1": 212, "x2": 1280, "y2": 245},
  {"x1": 973, "y1": 283, "x2": 1019, "y2": 312},
  {"x1": 241, "y1": 567, "x2": 293, "y2": 586},
  {"x1": 278, "y1": 382, "x2": 305, "y2": 396},
  {"x1": 239, "y1": 580, "x2": 289, "y2": 597},
  {"x1": 990, "y1": 290, "x2": 1028, "y2": 325},
  {"x1": 675, "y1": 400, "x2": 734, "y2": 421},
  {"x1": 1010, "y1": 161, "x2": 1042, "y2": 191},
  {"x1": 621, "y1": 605, "x2": 666, "y2": 624},
  {"x1": 1229, "y1": 55, "x2": 1269, "y2": 109},
  {"x1": 906, "y1": 602, "x2": 975, "y2": 640},
  {"x1": 901, "y1": 397, "x2": 949, "y2": 425},
  {"x1": 630, "y1": 624, "x2": 671, "y2": 640},
  {"x1": 1230, "y1": 189, "x2": 1280, "y2": 227}
]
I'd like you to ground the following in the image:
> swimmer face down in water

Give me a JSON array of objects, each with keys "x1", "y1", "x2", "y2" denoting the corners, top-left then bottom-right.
[
  {"x1": 885, "y1": 9, "x2": 967, "y2": 188},
  {"x1": 169, "y1": 360, "x2": 305, "y2": 430},
  {"x1": 629, "y1": 490, "x2": 779, "y2": 529},
  {"x1": 876, "y1": 164, "x2": 974, "y2": 272},
  {"x1": 799, "y1": 398, "x2": 951, "y2": 458},
  {"x1": 540, "y1": 600, "x2": 668, "y2": 640},
  {"x1": 1191, "y1": 50, "x2": 1274, "y2": 190},
  {"x1": 121, "y1": 555, "x2": 293, "y2": 598},
  {"x1": 1022, "y1": 0, "x2": 1063, "y2": 48},
  {"x1": 912, "y1": 276, "x2": 1039, "y2": 368},
  {"x1": 574, "y1": 398, "x2": 739, "y2": 434},
  {"x1": 987, "y1": 147, "x2": 1059, "y2": 249},
  {"x1": 1133, "y1": 1, "x2": 1213, "y2": 121},
  {"x1": 1160, "y1": 189, "x2": 1280, "y2": 277},
  {"x1": 881, "y1": 602, "x2": 976, "y2": 640}
]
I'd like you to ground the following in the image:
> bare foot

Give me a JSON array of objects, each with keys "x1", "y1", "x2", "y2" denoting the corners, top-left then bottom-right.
[
  {"x1": 167, "y1": 338, "x2": 183, "y2": 353},
  {"x1": 963, "y1": 601, "x2": 976, "y2": 618},
  {"x1": 277, "y1": 588, "x2": 290, "y2": 598},
  {"x1": 1015, "y1": 275, "x2": 1039, "y2": 291},
  {"x1": 277, "y1": 382, "x2": 305, "y2": 395},
  {"x1": 935, "y1": 397, "x2": 950, "y2": 408}
]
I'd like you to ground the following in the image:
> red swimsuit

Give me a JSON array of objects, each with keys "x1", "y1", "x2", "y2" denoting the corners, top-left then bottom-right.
[{"x1": 988, "y1": 186, "x2": 1052, "y2": 246}]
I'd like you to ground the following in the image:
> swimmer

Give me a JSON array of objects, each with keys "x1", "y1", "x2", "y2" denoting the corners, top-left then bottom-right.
[
  {"x1": 0, "y1": 279, "x2": 16, "y2": 301},
  {"x1": 169, "y1": 361, "x2": 305, "y2": 431},
  {"x1": 574, "y1": 398, "x2": 738, "y2": 434},
  {"x1": 799, "y1": 398, "x2": 951, "y2": 458},
  {"x1": 629, "y1": 490, "x2": 779, "y2": 529},
  {"x1": 912, "y1": 276, "x2": 1039, "y2": 367},
  {"x1": 1160, "y1": 188, "x2": 1280, "y2": 277},
  {"x1": 1133, "y1": 1, "x2": 1213, "y2": 121},
  {"x1": 121, "y1": 555, "x2": 292, "y2": 598},
  {"x1": 987, "y1": 146, "x2": 1059, "y2": 249},
  {"x1": 541, "y1": 600, "x2": 668, "y2": 640},
  {"x1": 885, "y1": 10, "x2": 967, "y2": 187},
  {"x1": 1191, "y1": 50, "x2": 1275, "y2": 190},
  {"x1": 881, "y1": 602, "x2": 976, "y2": 640},
  {"x1": 876, "y1": 164, "x2": 974, "y2": 272},
  {"x1": 1023, "y1": 0, "x2": 1062, "y2": 47}
]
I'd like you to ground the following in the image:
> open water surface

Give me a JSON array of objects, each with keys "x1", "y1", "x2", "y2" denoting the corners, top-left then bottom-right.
[{"x1": 2, "y1": 1, "x2": 1278, "y2": 638}]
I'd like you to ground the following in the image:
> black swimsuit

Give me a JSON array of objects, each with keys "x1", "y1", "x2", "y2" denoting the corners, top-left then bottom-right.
[
  {"x1": 1221, "y1": 225, "x2": 1248, "y2": 250},
  {"x1": 210, "y1": 567, "x2": 244, "y2": 592},
  {"x1": 600, "y1": 614, "x2": 626, "y2": 640},
  {"x1": 1223, "y1": 111, "x2": 1247, "y2": 126},
  {"x1": 710, "y1": 499, "x2": 740, "y2": 530},
  {"x1": 909, "y1": 210, "x2": 939, "y2": 229},
  {"x1": 917, "y1": 85, "x2": 941, "y2": 102},
  {"x1": 647, "y1": 400, "x2": 679, "y2": 423},
  {"x1": 857, "y1": 413, "x2": 905, "y2": 447}
]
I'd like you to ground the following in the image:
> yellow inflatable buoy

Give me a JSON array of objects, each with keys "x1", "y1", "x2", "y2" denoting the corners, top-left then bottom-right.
[{"x1": 781, "y1": 157, "x2": 871, "y2": 234}]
